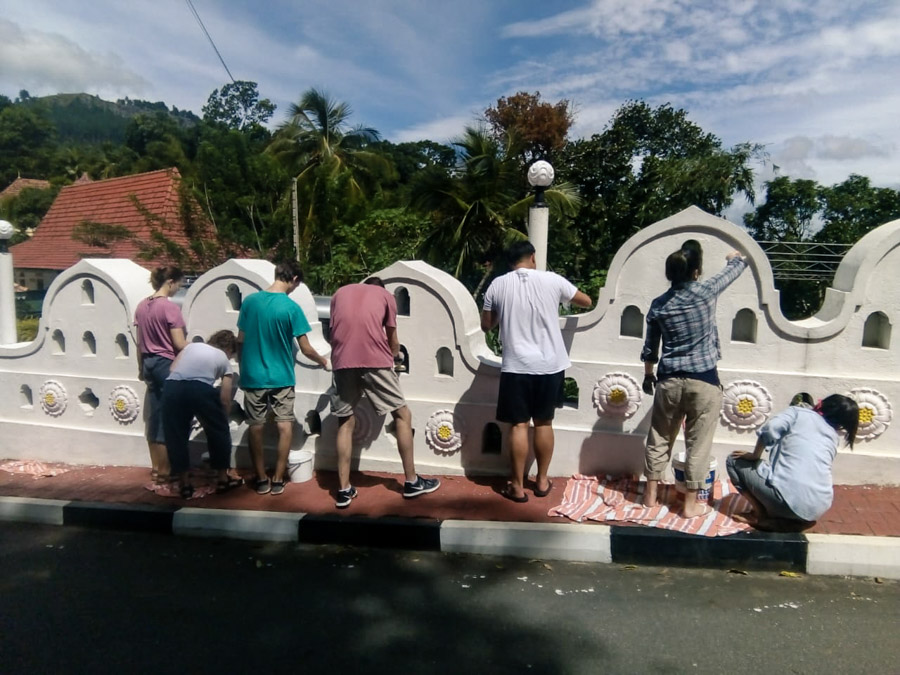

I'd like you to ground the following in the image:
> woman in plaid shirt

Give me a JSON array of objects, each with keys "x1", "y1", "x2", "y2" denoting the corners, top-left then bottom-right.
[{"x1": 640, "y1": 243, "x2": 748, "y2": 518}]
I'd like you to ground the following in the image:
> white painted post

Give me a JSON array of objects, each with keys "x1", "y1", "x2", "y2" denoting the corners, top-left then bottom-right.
[
  {"x1": 526, "y1": 160, "x2": 555, "y2": 272},
  {"x1": 0, "y1": 220, "x2": 17, "y2": 345},
  {"x1": 528, "y1": 205, "x2": 549, "y2": 272}
]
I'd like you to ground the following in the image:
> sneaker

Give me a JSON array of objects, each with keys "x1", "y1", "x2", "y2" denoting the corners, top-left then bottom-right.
[
  {"x1": 403, "y1": 476, "x2": 441, "y2": 499},
  {"x1": 270, "y1": 480, "x2": 285, "y2": 496},
  {"x1": 335, "y1": 486, "x2": 358, "y2": 509},
  {"x1": 254, "y1": 478, "x2": 272, "y2": 495}
]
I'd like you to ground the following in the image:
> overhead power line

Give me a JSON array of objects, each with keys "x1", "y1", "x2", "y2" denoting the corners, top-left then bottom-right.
[{"x1": 184, "y1": 0, "x2": 235, "y2": 83}]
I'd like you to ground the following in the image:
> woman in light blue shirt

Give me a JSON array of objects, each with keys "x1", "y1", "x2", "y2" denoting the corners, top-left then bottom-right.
[{"x1": 727, "y1": 394, "x2": 859, "y2": 529}]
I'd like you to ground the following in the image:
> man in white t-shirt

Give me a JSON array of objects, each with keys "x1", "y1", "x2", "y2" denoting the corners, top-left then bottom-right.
[{"x1": 481, "y1": 241, "x2": 592, "y2": 502}]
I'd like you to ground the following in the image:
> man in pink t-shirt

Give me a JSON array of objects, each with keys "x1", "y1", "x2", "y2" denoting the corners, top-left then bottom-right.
[{"x1": 328, "y1": 277, "x2": 440, "y2": 508}]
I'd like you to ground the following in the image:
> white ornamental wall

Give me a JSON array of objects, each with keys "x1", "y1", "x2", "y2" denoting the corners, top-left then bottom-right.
[{"x1": 0, "y1": 207, "x2": 898, "y2": 485}]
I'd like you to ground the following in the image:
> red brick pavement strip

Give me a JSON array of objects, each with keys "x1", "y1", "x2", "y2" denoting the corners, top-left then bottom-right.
[{"x1": 1, "y1": 463, "x2": 899, "y2": 536}]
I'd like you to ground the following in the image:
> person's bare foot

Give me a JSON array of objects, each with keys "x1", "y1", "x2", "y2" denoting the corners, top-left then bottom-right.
[{"x1": 681, "y1": 503, "x2": 714, "y2": 519}]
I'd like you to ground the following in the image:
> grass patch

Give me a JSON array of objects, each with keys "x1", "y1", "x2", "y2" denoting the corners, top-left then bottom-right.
[{"x1": 17, "y1": 317, "x2": 39, "y2": 342}]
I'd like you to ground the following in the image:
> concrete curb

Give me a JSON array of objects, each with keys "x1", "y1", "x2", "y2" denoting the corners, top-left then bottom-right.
[{"x1": 1, "y1": 496, "x2": 897, "y2": 579}]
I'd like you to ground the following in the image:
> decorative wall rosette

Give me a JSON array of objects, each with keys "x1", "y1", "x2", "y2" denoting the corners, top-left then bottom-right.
[
  {"x1": 592, "y1": 372, "x2": 642, "y2": 419},
  {"x1": 424, "y1": 409, "x2": 464, "y2": 455},
  {"x1": 39, "y1": 380, "x2": 68, "y2": 417},
  {"x1": 849, "y1": 387, "x2": 892, "y2": 440},
  {"x1": 109, "y1": 385, "x2": 141, "y2": 424},
  {"x1": 721, "y1": 380, "x2": 772, "y2": 430}
]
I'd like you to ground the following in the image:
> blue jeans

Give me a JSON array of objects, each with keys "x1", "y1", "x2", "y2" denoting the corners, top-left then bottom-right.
[
  {"x1": 163, "y1": 380, "x2": 232, "y2": 475},
  {"x1": 726, "y1": 455, "x2": 800, "y2": 520},
  {"x1": 142, "y1": 355, "x2": 173, "y2": 443}
]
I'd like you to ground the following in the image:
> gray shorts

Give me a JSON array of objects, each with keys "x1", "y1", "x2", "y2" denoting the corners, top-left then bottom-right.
[
  {"x1": 331, "y1": 368, "x2": 406, "y2": 417},
  {"x1": 243, "y1": 386, "x2": 296, "y2": 426}
]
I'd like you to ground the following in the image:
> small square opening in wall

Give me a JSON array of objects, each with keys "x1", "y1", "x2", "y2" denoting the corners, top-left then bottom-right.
[
  {"x1": 51, "y1": 330, "x2": 65, "y2": 355},
  {"x1": 226, "y1": 284, "x2": 242, "y2": 312},
  {"x1": 862, "y1": 311, "x2": 891, "y2": 350},
  {"x1": 394, "y1": 287, "x2": 410, "y2": 316},
  {"x1": 81, "y1": 279, "x2": 95, "y2": 305},
  {"x1": 482, "y1": 422, "x2": 502, "y2": 455},
  {"x1": 115, "y1": 333, "x2": 130, "y2": 358},
  {"x1": 20, "y1": 384, "x2": 33, "y2": 409},
  {"x1": 619, "y1": 305, "x2": 644, "y2": 338},
  {"x1": 82, "y1": 331, "x2": 97, "y2": 356},
  {"x1": 78, "y1": 388, "x2": 100, "y2": 416},
  {"x1": 563, "y1": 377, "x2": 579, "y2": 408}
]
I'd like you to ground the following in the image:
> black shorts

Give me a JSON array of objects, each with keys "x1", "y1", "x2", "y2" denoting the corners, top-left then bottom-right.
[{"x1": 496, "y1": 371, "x2": 565, "y2": 424}]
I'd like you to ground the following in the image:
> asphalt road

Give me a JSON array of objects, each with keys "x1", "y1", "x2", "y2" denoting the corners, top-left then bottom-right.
[{"x1": 0, "y1": 523, "x2": 897, "y2": 675}]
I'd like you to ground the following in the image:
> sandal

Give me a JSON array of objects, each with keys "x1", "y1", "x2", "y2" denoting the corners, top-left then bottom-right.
[
  {"x1": 180, "y1": 484, "x2": 195, "y2": 500},
  {"x1": 533, "y1": 480, "x2": 553, "y2": 498},
  {"x1": 500, "y1": 483, "x2": 528, "y2": 503},
  {"x1": 215, "y1": 476, "x2": 244, "y2": 494}
]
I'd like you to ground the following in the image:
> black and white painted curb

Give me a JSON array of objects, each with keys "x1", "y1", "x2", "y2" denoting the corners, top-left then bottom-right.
[{"x1": 1, "y1": 496, "x2": 897, "y2": 580}]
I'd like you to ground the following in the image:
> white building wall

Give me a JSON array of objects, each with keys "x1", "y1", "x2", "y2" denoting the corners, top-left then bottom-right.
[{"x1": 0, "y1": 207, "x2": 897, "y2": 485}]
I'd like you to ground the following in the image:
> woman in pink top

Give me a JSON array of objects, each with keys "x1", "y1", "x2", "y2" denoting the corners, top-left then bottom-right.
[{"x1": 134, "y1": 266, "x2": 187, "y2": 483}]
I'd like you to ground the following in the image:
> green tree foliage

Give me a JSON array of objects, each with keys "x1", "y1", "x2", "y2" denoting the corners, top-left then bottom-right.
[
  {"x1": 0, "y1": 103, "x2": 57, "y2": 185},
  {"x1": 743, "y1": 176, "x2": 820, "y2": 241},
  {"x1": 557, "y1": 101, "x2": 760, "y2": 280},
  {"x1": 409, "y1": 126, "x2": 580, "y2": 288},
  {"x1": 124, "y1": 112, "x2": 191, "y2": 173},
  {"x1": 267, "y1": 88, "x2": 388, "y2": 263},
  {"x1": 202, "y1": 81, "x2": 276, "y2": 131},
  {"x1": 484, "y1": 91, "x2": 573, "y2": 166},
  {"x1": 0, "y1": 186, "x2": 59, "y2": 242},
  {"x1": 816, "y1": 174, "x2": 900, "y2": 243}
]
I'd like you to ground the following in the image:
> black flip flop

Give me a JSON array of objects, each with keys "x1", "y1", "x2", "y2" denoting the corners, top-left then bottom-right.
[
  {"x1": 500, "y1": 484, "x2": 528, "y2": 503},
  {"x1": 534, "y1": 480, "x2": 553, "y2": 498}
]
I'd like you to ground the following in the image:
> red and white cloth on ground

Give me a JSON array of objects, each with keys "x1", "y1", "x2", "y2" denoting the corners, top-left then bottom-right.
[
  {"x1": 0, "y1": 460, "x2": 72, "y2": 479},
  {"x1": 549, "y1": 474, "x2": 755, "y2": 537}
]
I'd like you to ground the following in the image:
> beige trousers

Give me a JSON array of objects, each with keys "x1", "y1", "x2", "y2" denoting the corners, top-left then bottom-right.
[{"x1": 644, "y1": 377, "x2": 722, "y2": 490}]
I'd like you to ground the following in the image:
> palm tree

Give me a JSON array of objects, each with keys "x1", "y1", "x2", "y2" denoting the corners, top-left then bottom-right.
[
  {"x1": 267, "y1": 89, "x2": 386, "y2": 258},
  {"x1": 410, "y1": 126, "x2": 580, "y2": 282}
]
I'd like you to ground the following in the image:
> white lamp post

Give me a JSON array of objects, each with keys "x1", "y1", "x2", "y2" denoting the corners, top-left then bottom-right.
[
  {"x1": 526, "y1": 160, "x2": 554, "y2": 271},
  {"x1": 0, "y1": 220, "x2": 18, "y2": 344}
]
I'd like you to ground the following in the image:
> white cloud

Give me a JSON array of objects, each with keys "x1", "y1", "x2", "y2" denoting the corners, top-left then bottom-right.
[
  {"x1": 392, "y1": 114, "x2": 473, "y2": 144},
  {"x1": 0, "y1": 19, "x2": 149, "y2": 97}
]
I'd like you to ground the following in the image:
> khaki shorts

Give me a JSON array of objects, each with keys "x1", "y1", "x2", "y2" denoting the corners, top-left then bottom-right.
[
  {"x1": 331, "y1": 368, "x2": 406, "y2": 417},
  {"x1": 243, "y1": 386, "x2": 296, "y2": 426}
]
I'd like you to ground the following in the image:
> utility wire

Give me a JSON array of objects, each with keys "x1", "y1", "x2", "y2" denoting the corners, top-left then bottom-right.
[{"x1": 184, "y1": 0, "x2": 235, "y2": 83}]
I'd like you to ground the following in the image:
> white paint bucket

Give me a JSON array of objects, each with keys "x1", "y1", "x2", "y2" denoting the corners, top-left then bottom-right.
[
  {"x1": 287, "y1": 449, "x2": 313, "y2": 483},
  {"x1": 672, "y1": 452, "x2": 717, "y2": 501}
]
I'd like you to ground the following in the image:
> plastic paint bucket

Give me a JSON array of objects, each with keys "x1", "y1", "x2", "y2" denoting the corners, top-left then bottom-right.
[
  {"x1": 672, "y1": 452, "x2": 717, "y2": 502},
  {"x1": 287, "y1": 449, "x2": 313, "y2": 483}
]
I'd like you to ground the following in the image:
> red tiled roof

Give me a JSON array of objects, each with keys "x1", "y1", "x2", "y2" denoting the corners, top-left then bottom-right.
[
  {"x1": 11, "y1": 168, "x2": 216, "y2": 271},
  {"x1": 0, "y1": 177, "x2": 51, "y2": 201}
]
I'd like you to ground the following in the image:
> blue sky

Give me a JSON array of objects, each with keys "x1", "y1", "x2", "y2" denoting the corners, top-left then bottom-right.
[{"x1": 2, "y1": 0, "x2": 899, "y2": 207}]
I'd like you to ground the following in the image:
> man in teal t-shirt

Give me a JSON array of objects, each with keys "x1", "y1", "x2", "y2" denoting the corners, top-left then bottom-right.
[{"x1": 237, "y1": 260, "x2": 329, "y2": 496}]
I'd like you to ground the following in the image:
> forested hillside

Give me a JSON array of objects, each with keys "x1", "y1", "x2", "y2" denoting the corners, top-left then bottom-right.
[{"x1": 2, "y1": 83, "x2": 899, "y2": 317}]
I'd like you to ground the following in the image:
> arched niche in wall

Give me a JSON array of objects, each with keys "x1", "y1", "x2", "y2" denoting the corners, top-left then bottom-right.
[
  {"x1": 862, "y1": 311, "x2": 892, "y2": 350},
  {"x1": 394, "y1": 287, "x2": 410, "y2": 316},
  {"x1": 619, "y1": 305, "x2": 643, "y2": 338},
  {"x1": 397, "y1": 344, "x2": 410, "y2": 374},
  {"x1": 20, "y1": 384, "x2": 33, "y2": 409},
  {"x1": 226, "y1": 283, "x2": 242, "y2": 312},
  {"x1": 731, "y1": 308, "x2": 758, "y2": 344},
  {"x1": 51, "y1": 329, "x2": 65, "y2": 355},
  {"x1": 436, "y1": 347, "x2": 454, "y2": 377},
  {"x1": 82, "y1": 331, "x2": 97, "y2": 356},
  {"x1": 563, "y1": 377, "x2": 579, "y2": 408},
  {"x1": 482, "y1": 422, "x2": 502, "y2": 455},
  {"x1": 81, "y1": 279, "x2": 95, "y2": 305},
  {"x1": 115, "y1": 333, "x2": 129, "y2": 358},
  {"x1": 78, "y1": 388, "x2": 100, "y2": 416}
]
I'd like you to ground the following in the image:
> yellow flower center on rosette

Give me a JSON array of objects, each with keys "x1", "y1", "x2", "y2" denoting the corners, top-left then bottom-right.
[
  {"x1": 736, "y1": 397, "x2": 755, "y2": 416},
  {"x1": 115, "y1": 398, "x2": 127, "y2": 413},
  {"x1": 608, "y1": 387, "x2": 627, "y2": 405},
  {"x1": 44, "y1": 393, "x2": 56, "y2": 406},
  {"x1": 859, "y1": 406, "x2": 875, "y2": 425},
  {"x1": 437, "y1": 424, "x2": 453, "y2": 441}
]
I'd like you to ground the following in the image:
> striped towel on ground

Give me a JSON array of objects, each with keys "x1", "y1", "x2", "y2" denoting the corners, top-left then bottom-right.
[{"x1": 549, "y1": 474, "x2": 755, "y2": 537}]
